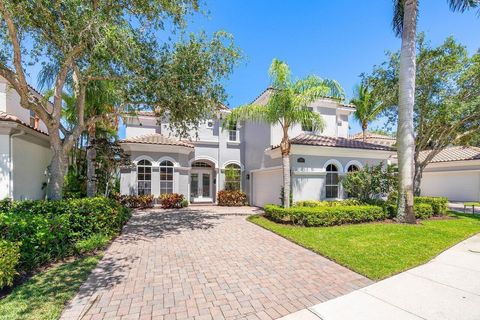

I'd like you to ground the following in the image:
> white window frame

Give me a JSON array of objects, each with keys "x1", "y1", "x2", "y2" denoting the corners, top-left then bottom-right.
[
  {"x1": 325, "y1": 164, "x2": 339, "y2": 199},
  {"x1": 137, "y1": 159, "x2": 152, "y2": 195},
  {"x1": 224, "y1": 163, "x2": 242, "y2": 191},
  {"x1": 159, "y1": 160, "x2": 174, "y2": 195}
]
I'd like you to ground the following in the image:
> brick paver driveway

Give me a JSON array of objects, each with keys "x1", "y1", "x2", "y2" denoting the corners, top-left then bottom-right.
[{"x1": 61, "y1": 206, "x2": 371, "y2": 320}]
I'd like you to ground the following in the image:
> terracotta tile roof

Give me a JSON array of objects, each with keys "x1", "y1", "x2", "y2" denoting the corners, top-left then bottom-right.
[
  {"x1": 351, "y1": 131, "x2": 396, "y2": 147},
  {"x1": 419, "y1": 146, "x2": 480, "y2": 163},
  {"x1": 120, "y1": 133, "x2": 194, "y2": 148},
  {"x1": 130, "y1": 104, "x2": 230, "y2": 118},
  {"x1": 273, "y1": 133, "x2": 395, "y2": 151},
  {"x1": 0, "y1": 111, "x2": 48, "y2": 135}
]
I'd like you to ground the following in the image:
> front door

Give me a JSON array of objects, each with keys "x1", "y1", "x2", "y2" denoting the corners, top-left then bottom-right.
[{"x1": 190, "y1": 170, "x2": 212, "y2": 202}]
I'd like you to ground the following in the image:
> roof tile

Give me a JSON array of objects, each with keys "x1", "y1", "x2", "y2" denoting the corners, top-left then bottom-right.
[
  {"x1": 419, "y1": 146, "x2": 480, "y2": 163},
  {"x1": 120, "y1": 133, "x2": 194, "y2": 148}
]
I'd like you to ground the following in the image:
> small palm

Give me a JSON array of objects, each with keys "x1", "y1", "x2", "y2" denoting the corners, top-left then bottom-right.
[{"x1": 350, "y1": 84, "x2": 383, "y2": 142}]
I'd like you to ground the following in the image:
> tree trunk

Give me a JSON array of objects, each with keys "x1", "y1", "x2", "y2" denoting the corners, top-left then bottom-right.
[
  {"x1": 396, "y1": 0, "x2": 417, "y2": 224},
  {"x1": 282, "y1": 153, "x2": 291, "y2": 208},
  {"x1": 86, "y1": 125, "x2": 97, "y2": 197},
  {"x1": 413, "y1": 163, "x2": 423, "y2": 196},
  {"x1": 362, "y1": 124, "x2": 368, "y2": 142},
  {"x1": 47, "y1": 142, "x2": 68, "y2": 200}
]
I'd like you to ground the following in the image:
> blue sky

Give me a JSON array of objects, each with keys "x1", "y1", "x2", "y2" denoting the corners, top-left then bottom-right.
[{"x1": 183, "y1": 0, "x2": 479, "y2": 134}]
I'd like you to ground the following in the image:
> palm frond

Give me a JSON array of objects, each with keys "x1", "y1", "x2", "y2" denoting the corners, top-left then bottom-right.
[
  {"x1": 269, "y1": 58, "x2": 291, "y2": 89},
  {"x1": 448, "y1": 0, "x2": 480, "y2": 12},
  {"x1": 392, "y1": 0, "x2": 405, "y2": 37},
  {"x1": 293, "y1": 108, "x2": 326, "y2": 133},
  {"x1": 222, "y1": 104, "x2": 271, "y2": 129}
]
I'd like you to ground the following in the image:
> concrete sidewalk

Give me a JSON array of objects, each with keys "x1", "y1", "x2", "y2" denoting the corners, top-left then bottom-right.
[{"x1": 281, "y1": 234, "x2": 480, "y2": 320}]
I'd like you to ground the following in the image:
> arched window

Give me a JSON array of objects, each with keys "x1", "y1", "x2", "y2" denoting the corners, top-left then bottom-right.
[
  {"x1": 224, "y1": 163, "x2": 241, "y2": 191},
  {"x1": 191, "y1": 161, "x2": 212, "y2": 168},
  {"x1": 137, "y1": 159, "x2": 152, "y2": 195},
  {"x1": 160, "y1": 160, "x2": 174, "y2": 195},
  {"x1": 347, "y1": 164, "x2": 359, "y2": 172},
  {"x1": 297, "y1": 157, "x2": 306, "y2": 163},
  {"x1": 325, "y1": 164, "x2": 339, "y2": 199}
]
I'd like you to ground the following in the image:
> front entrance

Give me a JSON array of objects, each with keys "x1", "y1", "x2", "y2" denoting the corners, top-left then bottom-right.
[{"x1": 190, "y1": 170, "x2": 213, "y2": 202}]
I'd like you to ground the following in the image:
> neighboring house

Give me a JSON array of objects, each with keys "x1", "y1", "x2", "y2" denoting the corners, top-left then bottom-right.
[
  {"x1": 119, "y1": 88, "x2": 396, "y2": 206},
  {"x1": 419, "y1": 146, "x2": 480, "y2": 202},
  {"x1": 0, "y1": 76, "x2": 51, "y2": 200},
  {"x1": 351, "y1": 131, "x2": 396, "y2": 147}
]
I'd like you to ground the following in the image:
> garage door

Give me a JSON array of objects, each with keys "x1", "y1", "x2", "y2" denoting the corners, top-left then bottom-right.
[
  {"x1": 421, "y1": 171, "x2": 480, "y2": 202},
  {"x1": 252, "y1": 168, "x2": 283, "y2": 207}
]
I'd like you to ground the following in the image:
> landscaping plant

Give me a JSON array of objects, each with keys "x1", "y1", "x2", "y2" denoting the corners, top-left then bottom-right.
[
  {"x1": 217, "y1": 190, "x2": 248, "y2": 206},
  {"x1": 159, "y1": 193, "x2": 188, "y2": 209}
]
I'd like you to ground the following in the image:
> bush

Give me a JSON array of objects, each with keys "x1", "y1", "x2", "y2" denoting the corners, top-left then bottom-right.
[
  {"x1": 414, "y1": 203, "x2": 434, "y2": 219},
  {"x1": 159, "y1": 193, "x2": 186, "y2": 209},
  {"x1": 0, "y1": 197, "x2": 131, "y2": 285},
  {"x1": 217, "y1": 190, "x2": 248, "y2": 206},
  {"x1": 75, "y1": 234, "x2": 111, "y2": 254},
  {"x1": 294, "y1": 199, "x2": 363, "y2": 207},
  {"x1": 0, "y1": 240, "x2": 20, "y2": 288},
  {"x1": 264, "y1": 204, "x2": 386, "y2": 227},
  {"x1": 415, "y1": 197, "x2": 448, "y2": 216},
  {"x1": 118, "y1": 194, "x2": 154, "y2": 209}
]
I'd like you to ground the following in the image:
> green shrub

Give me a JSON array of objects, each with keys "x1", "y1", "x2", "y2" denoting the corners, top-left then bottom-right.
[
  {"x1": 414, "y1": 203, "x2": 434, "y2": 219},
  {"x1": 415, "y1": 197, "x2": 448, "y2": 215},
  {"x1": 217, "y1": 190, "x2": 248, "y2": 206},
  {"x1": 294, "y1": 199, "x2": 363, "y2": 207},
  {"x1": 118, "y1": 194, "x2": 154, "y2": 208},
  {"x1": 159, "y1": 193, "x2": 185, "y2": 209},
  {"x1": 180, "y1": 199, "x2": 189, "y2": 208},
  {"x1": 75, "y1": 234, "x2": 111, "y2": 254},
  {"x1": 0, "y1": 197, "x2": 131, "y2": 284},
  {"x1": 264, "y1": 204, "x2": 386, "y2": 227},
  {"x1": 0, "y1": 240, "x2": 20, "y2": 288}
]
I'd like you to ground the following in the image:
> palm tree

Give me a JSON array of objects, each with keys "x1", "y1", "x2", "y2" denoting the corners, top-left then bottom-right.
[
  {"x1": 224, "y1": 58, "x2": 344, "y2": 208},
  {"x1": 350, "y1": 84, "x2": 383, "y2": 142},
  {"x1": 392, "y1": 0, "x2": 478, "y2": 223}
]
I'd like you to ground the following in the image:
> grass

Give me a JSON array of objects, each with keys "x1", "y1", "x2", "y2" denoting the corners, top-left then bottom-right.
[
  {"x1": 0, "y1": 254, "x2": 102, "y2": 320},
  {"x1": 248, "y1": 212, "x2": 480, "y2": 280}
]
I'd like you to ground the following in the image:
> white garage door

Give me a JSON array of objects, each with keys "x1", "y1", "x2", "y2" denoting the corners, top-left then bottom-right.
[
  {"x1": 252, "y1": 168, "x2": 283, "y2": 207},
  {"x1": 421, "y1": 171, "x2": 480, "y2": 202}
]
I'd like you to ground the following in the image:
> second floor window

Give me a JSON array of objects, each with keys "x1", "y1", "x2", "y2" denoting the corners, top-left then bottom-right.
[{"x1": 228, "y1": 123, "x2": 237, "y2": 142}]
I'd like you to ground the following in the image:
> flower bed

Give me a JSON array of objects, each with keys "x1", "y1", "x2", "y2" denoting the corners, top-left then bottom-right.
[{"x1": 217, "y1": 190, "x2": 248, "y2": 206}]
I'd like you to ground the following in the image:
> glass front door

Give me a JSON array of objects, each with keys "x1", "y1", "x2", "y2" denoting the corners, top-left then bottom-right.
[{"x1": 190, "y1": 171, "x2": 212, "y2": 202}]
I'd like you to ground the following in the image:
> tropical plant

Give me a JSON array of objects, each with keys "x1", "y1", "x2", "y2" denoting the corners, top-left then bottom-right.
[
  {"x1": 391, "y1": 0, "x2": 478, "y2": 223},
  {"x1": 224, "y1": 58, "x2": 344, "y2": 208},
  {"x1": 0, "y1": 1, "x2": 240, "y2": 199},
  {"x1": 350, "y1": 84, "x2": 384, "y2": 142}
]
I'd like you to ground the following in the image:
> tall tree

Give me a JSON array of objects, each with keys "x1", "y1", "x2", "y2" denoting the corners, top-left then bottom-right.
[
  {"x1": 350, "y1": 84, "x2": 383, "y2": 142},
  {"x1": 364, "y1": 36, "x2": 480, "y2": 196},
  {"x1": 391, "y1": 0, "x2": 478, "y2": 223},
  {"x1": 224, "y1": 59, "x2": 344, "y2": 208},
  {"x1": 0, "y1": 1, "x2": 240, "y2": 199}
]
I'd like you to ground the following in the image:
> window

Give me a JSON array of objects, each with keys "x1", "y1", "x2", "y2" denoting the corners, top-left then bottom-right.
[
  {"x1": 191, "y1": 161, "x2": 212, "y2": 168},
  {"x1": 228, "y1": 123, "x2": 237, "y2": 142},
  {"x1": 347, "y1": 164, "x2": 359, "y2": 172},
  {"x1": 325, "y1": 164, "x2": 339, "y2": 199},
  {"x1": 206, "y1": 120, "x2": 214, "y2": 128},
  {"x1": 137, "y1": 160, "x2": 152, "y2": 195},
  {"x1": 224, "y1": 164, "x2": 241, "y2": 191},
  {"x1": 297, "y1": 157, "x2": 305, "y2": 163},
  {"x1": 160, "y1": 160, "x2": 174, "y2": 195}
]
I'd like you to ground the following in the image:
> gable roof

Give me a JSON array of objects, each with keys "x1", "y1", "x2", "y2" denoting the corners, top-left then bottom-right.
[
  {"x1": 273, "y1": 133, "x2": 395, "y2": 151},
  {"x1": 351, "y1": 131, "x2": 396, "y2": 147},
  {"x1": 0, "y1": 111, "x2": 48, "y2": 135},
  {"x1": 119, "y1": 133, "x2": 194, "y2": 148},
  {"x1": 419, "y1": 146, "x2": 480, "y2": 164}
]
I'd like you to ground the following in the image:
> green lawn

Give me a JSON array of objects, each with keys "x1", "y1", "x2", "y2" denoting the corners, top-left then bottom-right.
[
  {"x1": 248, "y1": 212, "x2": 480, "y2": 280},
  {"x1": 0, "y1": 255, "x2": 102, "y2": 320}
]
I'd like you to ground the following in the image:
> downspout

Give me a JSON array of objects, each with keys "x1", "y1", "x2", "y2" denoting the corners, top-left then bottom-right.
[{"x1": 9, "y1": 130, "x2": 25, "y2": 199}]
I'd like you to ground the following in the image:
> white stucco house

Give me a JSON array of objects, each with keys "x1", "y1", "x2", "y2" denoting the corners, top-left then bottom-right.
[
  {"x1": 0, "y1": 76, "x2": 51, "y2": 200},
  {"x1": 119, "y1": 88, "x2": 396, "y2": 206}
]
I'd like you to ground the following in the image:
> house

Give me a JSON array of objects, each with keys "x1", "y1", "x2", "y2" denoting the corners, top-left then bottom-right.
[
  {"x1": 419, "y1": 146, "x2": 480, "y2": 202},
  {"x1": 355, "y1": 131, "x2": 480, "y2": 202},
  {"x1": 119, "y1": 88, "x2": 396, "y2": 206},
  {"x1": 0, "y1": 76, "x2": 51, "y2": 200}
]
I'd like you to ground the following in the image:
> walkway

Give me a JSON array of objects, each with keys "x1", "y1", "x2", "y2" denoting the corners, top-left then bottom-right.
[
  {"x1": 281, "y1": 234, "x2": 480, "y2": 320},
  {"x1": 61, "y1": 206, "x2": 371, "y2": 320}
]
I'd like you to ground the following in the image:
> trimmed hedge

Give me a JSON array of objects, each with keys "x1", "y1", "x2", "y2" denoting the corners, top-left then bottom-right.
[
  {"x1": 217, "y1": 190, "x2": 248, "y2": 206},
  {"x1": 414, "y1": 197, "x2": 448, "y2": 216},
  {"x1": 0, "y1": 197, "x2": 131, "y2": 287},
  {"x1": 0, "y1": 240, "x2": 20, "y2": 288},
  {"x1": 294, "y1": 199, "x2": 363, "y2": 207},
  {"x1": 264, "y1": 204, "x2": 386, "y2": 227},
  {"x1": 414, "y1": 203, "x2": 434, "y2": 219}
]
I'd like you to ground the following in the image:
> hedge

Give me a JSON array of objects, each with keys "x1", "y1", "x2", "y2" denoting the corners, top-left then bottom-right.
[
  {"x1": 217, "y1": 190, "x2": 248, "y2": 206},
  {"x1": 414, "y1": 197, "x2": 448, "y2": 215},
  {"x1": 294, "y1": 199, "x2": 363, "y2": 207},
  {"x1": 0, "y1": 197, "x2": 131, "y2": 288},
  {"x1": 264, "y1": 204, "x2": 386, "y2": 227}
]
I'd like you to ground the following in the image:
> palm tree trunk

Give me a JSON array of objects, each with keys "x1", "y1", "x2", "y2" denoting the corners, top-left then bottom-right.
[
  {"x1": 396, "y1": 0, "x2": 417, "y2": 224},
  {"x1": 280, "y1": 129, "x2": 291, "y2": 208},
  {"x1": 362, "y1": 123, "x2": 368, "y2": 142},
  {"x1": 86, "y1": 125, "x2": 97, "y2": 197}
]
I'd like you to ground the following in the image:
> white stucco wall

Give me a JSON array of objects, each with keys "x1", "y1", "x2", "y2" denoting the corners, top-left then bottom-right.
[
  {"x1": 12, "y1": 137, "x2": 51, "y2": 200},
  {"x1": 251, "y1": 168, "x2": 283, "y2": 207},
  {"x1": 0, "y1": 134, "x2": 10, "y2": 199}
]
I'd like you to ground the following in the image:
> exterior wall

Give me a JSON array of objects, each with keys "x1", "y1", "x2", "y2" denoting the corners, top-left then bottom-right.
[
  {"x1": 251, "y1": 167, "x2": 283, "y2": 207},
  {"x1": 12, "y1": 136, "x2": 51, "y2": 200},
  {"x1": 0, "y1": 134, "x2": 10, "y2": 199}
]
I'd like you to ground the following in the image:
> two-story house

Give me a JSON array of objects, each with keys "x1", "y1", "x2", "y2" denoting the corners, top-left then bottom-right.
[
  {"x1": 0, "y1": 76, "x2": 51, "y2": 200},
  {"x1": 119, "y1": 88, "x2": 395, "y2": 206}
]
